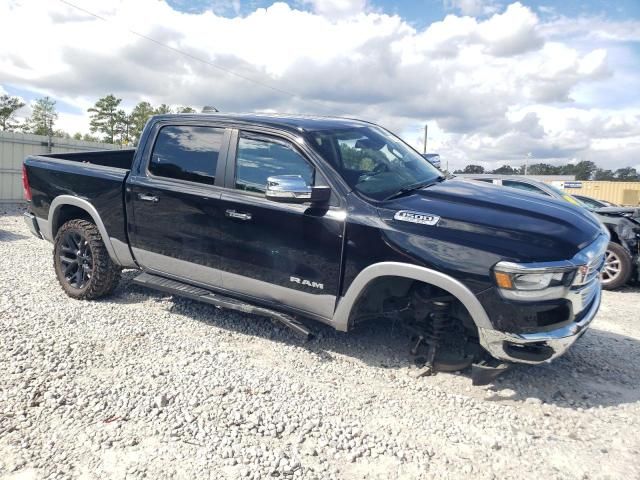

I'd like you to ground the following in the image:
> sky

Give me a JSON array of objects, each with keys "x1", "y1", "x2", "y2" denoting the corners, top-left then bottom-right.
[{"x1": 1, "y1": 0, "x2": 639, "y2": 172}]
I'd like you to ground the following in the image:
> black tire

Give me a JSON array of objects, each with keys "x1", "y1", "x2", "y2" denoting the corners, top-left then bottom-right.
[
  {"x1": 53, "y1": 219, "x2": 121, "y2": 299},
  {"x1": 601, "y1": 241, "x2": 632, "y2": 290}
]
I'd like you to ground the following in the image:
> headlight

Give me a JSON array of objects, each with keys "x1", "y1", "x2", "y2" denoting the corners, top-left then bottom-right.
[{"x1": 493, "y1": 261, "x2": 576, "y2": 300}]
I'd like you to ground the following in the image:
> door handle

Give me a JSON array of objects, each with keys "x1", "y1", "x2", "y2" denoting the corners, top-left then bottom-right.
[
  {"x1": 225, "y1": 209, "x2": 252, "y2": 221},
  {"x1": 138, "y1": 193, "x2": 159, "y2": 203}
]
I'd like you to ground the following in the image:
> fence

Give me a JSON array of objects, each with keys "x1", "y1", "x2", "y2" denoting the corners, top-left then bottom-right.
[
  {"x1": 0, "y1": 131, "x2": 118, "y2": 203},
  {"x1": 549, "y1": 180, "x2": 640, "y2": 206}
]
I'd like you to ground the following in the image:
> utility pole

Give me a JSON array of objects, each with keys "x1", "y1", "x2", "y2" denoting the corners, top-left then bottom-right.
[
  {"x1": 46, "y1": 113, "x2": 52, "y2": 153},
  {"x1": 423, "y1": 124, "x2": 428, "y2": 154}
]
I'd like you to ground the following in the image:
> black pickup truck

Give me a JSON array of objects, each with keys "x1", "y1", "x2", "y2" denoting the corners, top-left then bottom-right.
[{"x1": 22, "y1": 113, "x2": 609, "y2": 382}]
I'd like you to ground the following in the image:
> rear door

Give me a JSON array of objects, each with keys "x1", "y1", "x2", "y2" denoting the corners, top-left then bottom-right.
[
  {"x1": 214, "y1": 129, "x2": 345, "y2": 320},
  {"x1": 127, "y1": 123, "x2": 230, "y2": 283}
]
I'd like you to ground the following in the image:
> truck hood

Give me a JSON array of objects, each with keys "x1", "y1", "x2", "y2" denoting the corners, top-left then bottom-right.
[{"x1": 378, "y1": 178, "x2": 604, "y2": 263}]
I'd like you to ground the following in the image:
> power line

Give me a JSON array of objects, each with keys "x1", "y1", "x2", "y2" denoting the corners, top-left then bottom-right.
[{"x1": 58, "y1": 0, "x2": 302, "y2": 101}]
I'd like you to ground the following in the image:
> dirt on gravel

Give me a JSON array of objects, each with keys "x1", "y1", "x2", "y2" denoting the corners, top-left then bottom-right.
[{"x1": 1, "y1": 205, "x2": 639, "y2": 479}]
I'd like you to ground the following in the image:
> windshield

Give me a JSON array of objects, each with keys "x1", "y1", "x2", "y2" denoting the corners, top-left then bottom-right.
[{"x1": 308, "y1": 125, "x2": 442, "y2": 201}]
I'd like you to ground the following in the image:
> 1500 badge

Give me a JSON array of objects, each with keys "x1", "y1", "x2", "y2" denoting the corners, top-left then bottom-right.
[{"x1": 394, "y1": 210, "x2": 440, "y2": 226}]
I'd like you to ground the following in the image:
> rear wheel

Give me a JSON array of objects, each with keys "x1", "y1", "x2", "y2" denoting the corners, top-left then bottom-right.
[
  {"x1": 601, "y1": 242, "x2": 632, "y2": 290},
  {"x1": 53, "y1": 219, "x2": 121, "y2": 299}
]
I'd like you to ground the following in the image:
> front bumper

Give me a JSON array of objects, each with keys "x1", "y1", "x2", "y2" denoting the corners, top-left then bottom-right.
[
  {"x1": 478, "y1": 284, "x2": 601, "y2": 364},
  {"x1": 23, "y1": 212, "x2": 42, "y2": 239}
]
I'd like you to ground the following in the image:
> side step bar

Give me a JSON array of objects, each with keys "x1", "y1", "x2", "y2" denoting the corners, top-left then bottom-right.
[{"x1": 132, "y1": 272, "x2": 313, "y2": 340}]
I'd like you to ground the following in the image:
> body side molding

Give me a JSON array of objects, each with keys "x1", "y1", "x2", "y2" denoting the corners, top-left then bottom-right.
[
  {"x1": 331, "y1": 262, "x2": 493, "y2": 332},
  {"x1": 47, "y1": 195, "x2": 136, "y2": 267},
  {"x1": 131, "y1": 247, "x2": 337, "y2": 320}
]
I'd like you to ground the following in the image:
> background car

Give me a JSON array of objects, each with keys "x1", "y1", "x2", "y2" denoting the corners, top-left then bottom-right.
[
  {"x1": 573, "y1": 194, "x2": 619, "y2": 209},
  {"x1": 467, "y1": 175, "x2": 640, "y2": 289}
]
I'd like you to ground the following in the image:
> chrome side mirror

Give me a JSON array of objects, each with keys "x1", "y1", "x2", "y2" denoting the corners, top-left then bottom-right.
[{"x1": 265, "y1": 175, "x2": 330, "y2": 204}]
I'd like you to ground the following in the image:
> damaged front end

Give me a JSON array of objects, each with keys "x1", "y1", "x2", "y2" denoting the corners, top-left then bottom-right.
[{"x1": 596, "y1": 208, "x2": 640, "y2": 282}]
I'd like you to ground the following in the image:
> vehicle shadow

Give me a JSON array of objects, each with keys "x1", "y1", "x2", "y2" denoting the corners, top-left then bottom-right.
[
  {"x1": 0, "y1": 229, "x2": 29, "y2": 242},
  {"x1": 107, "y1": 270, "x2": 640, "y2": 410}
]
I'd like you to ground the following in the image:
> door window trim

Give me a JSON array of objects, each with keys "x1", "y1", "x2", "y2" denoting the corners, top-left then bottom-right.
[
  {"x1": 231, "y1": 131, "x2": 316, "y2": 197},
  {"x1": 224, "y1": 128, "x2": 342, "y2": 207},
  {"x1": 142, "y1": 122, "x2": 232, "y2": 189}
]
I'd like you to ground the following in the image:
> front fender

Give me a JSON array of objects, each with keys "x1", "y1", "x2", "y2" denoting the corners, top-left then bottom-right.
[{"x1": 330, "y1": 261, "x2": 492, "y2": 332}]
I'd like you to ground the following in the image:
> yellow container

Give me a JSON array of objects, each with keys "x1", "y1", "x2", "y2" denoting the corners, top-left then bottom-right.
[{"x1": 547, "y1": 181, "x2": 640, "y2": 206}]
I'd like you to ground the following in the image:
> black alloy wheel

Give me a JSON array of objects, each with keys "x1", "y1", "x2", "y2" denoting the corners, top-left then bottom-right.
[
  {"x1": 53, "y1": 219, "x2": 121, "y2": 299},
  {"x1": 58, "y1": 230, "x2": 94, "y2": 289}
]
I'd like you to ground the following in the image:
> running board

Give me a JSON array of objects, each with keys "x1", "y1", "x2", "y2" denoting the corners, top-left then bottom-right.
[{"x1": 132, "y1": 272, "x2": 313, "y2": 340}]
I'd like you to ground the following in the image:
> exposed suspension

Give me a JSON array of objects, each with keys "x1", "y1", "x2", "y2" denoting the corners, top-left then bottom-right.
[{"x1": 404, "y1": 284, "x2": 474, "y2": 377}]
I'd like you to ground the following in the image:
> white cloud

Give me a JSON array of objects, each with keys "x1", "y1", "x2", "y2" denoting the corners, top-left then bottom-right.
[
  {"x1": 302, "y1": 0, "x2": 366, "y2": 18},
  {"x1": 0, "y1": 0, "x2": 637, "y2": 171},
  {"x1": 444, "y1": 0, "x2": 499, "y2": 17},
  {"x1": 540, "y1": 16, "x2": 640, "y2": 43}
]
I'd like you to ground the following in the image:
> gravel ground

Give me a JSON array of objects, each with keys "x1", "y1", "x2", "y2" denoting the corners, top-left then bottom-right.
[{"x1": 1, "y1": 204, "x2": 639, "y2": 480}]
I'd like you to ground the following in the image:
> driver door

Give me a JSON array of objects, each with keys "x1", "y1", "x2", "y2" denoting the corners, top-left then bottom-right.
[{"x1": 214, "y1": 130, "x2": 345, "y2": 321}]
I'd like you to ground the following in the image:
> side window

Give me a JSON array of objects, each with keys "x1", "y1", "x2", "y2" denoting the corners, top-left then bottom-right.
[
  {"x1": 235, "y1": 134, "x2": 314, "y2": 194},
  {"x1": 502, "y1": 180, "x2": 549, "y2": 196},
  {"x1": 149, "y1": 126, "x2": 224, "y2": 185}
]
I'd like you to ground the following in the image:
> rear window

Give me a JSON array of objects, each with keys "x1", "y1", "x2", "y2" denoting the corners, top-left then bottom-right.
[{"x1": 149, "y1": 126, "x2": 224, "y2": 185}]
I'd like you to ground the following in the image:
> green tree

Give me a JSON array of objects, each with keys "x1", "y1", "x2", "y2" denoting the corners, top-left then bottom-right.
[
  {"x1": 177, "y1": 106, "x2": 196, "y2": 113},
  {"x1": 491, "y1": 165, "x2": 516, "y2": 175},
  {"x1": 0, "y1": 94, "x2": 25, "y2": 131},
  {"x1": 82, "y1": 133, "x2": 100, "y2": 142},
  {"x1": 73, "y1": 132, "x2": 83, "y2": 140},
  {"x1": 155, "y1": 104, "x2": 172, "y2": 115},
  {"x1": 463, "y1": 165, "x2": 485, "y2": 174},
  {"x1": 527, "y1": 163, "x2": 560, "y2": 175},
  {"x1": 24, "y1": 96, "x2": 58, "y2": 136},
  {"x1": 567, "y1": 161, "x2": 597, "y2": 180},
  {"x1": 614, "y1": 167, "x2": 639, "y2": 181},
  {"x1": 115, "y1": 110, "x2": 134, "y2": 145},
  {"x1": 54, "y1": 130, "x2": 70, "y2": 139},
  {"x1": 594, "y1": 169, "x2": 615, "y2": 181},
  {"x1": 88, "y1": 94, "x2": 122, "y2": 143},
  {"x1": 130, "y1": 101, "x2": 155, "y2": 143}
]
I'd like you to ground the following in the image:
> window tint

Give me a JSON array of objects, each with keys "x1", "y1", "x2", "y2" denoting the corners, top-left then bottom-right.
[
  {"x1": 502, "y1": 180, "x2": 549, "y2": 196},
  {"x1": 149, "y1": 126, "x2": 224, "y2": 185},
  {"x1": 235, "y1": 135, "x2": 314, "y2": 194}
]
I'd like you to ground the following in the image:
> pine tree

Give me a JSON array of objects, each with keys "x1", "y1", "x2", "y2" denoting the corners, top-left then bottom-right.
[
  {"x1": 24, "y1": 97, "x2": 58, "y2": 136},
  {"x1": 154, "y1": 104, "x2": 172, "y2": 115},
  {"x1": 88, "y1": 94, "x2": 122, "y2": 143},
  {"x1": 130, "y1": 101, "x2": 155, "y2": 143},
  {"x1": 115, "y1": 110, "x2": 134, "y2": 145},
  {"x1": 0, "y1": 94, "x2": 26, "y2": 131}
]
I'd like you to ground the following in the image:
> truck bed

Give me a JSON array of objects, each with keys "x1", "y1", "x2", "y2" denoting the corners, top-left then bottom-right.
[
  {"x1": 45, "y1": 149, "x2": 136, "y2": 170},
  {"x1": 24, "y1": 149, "x2": 136, "y2": 247}
]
